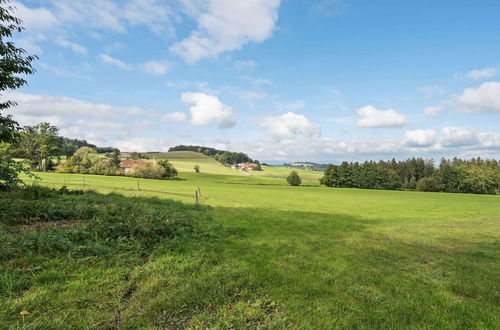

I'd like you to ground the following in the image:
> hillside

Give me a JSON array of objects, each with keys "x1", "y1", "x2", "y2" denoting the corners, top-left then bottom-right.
[
  {"x1": 144, "y1": 151, "x2": 242, "y2": 175},
  {"x1": 144, "y1": 152, "x2": 324, "y2": 184}
]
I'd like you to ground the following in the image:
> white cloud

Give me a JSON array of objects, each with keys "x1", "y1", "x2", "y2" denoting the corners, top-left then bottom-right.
[
  {"x1": 56, "y1": 39, "x2": 88, "y2": 55},
  {"x1": 356, "y1": 105, "x2": 408, "y2": 128},
  {"x1": 457, "y1": 82, "x2": 500, "y2": 113},
  {"x1": 13, "y1": 0, "x2": 175, "y2": 54},
  {"x1": 259, "y1": 112, "x2": 320, "y2": 139},
  {"x1": 441, "y1": 127, "x2": 480, "y2": 147},
  {"x1": 99, "y1": 58, "x2": 171, "y2": 75},
  {"x1": 139, "y1": 60, "x2": 171, "y2": 76},
  {"x1": 234, "y1": 60, "x2": 257, "y2": 70},
  {"x1": 479, "y1": 131, "x2": 500, "y2": 148},
  {"x1": 14, "y1": 1, "x2": 59, "y2": 30},
  {"x1": 161, "y1": 112, "x2": 186, "y2": 122},
  {"x1": 114, "y1": 137, "x2": 171, "y2": 152},
  {"x1": 2, "y1": 92, "x2": 164, "y2": 147},
  {"x1": 99, "y1": 54, "x2": 132, "y2": 70},
  {"x1": 181, "y1": 92, "x2": 237, "y2": 128},
  {"x1": 51, "y1": 0, "x2": 174, "y2": 34},
  {"x1": 423, "y1": 105, "x2": 443, "y2": 117},
  {"x1": 3, "y1": 92, "x2": 156, "y2": 119},
  {"x1": 404, "y1": 129, "x2": 437, "y2": 147},
  {"x1": 245, "y1": 76, "x2": 272, "y2": 86},
  {"x1": 465, "y1": 68, "x2": 496, "y2": 80},
  {"x1": 171, "y1": 0, "x2": 281, "y2": 63}
]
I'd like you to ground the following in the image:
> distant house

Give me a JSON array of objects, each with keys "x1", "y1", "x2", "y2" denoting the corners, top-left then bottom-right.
[
  {"x1": 120, "y1": 159, "x2": 151, "y2": 173},
  {"x1": 231, "y1": 163, "x2": 257, "y2": 171}
]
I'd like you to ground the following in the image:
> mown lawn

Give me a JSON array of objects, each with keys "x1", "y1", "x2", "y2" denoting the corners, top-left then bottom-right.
[{"x1": 1, "y1": 169, "x2": 499, "y2": 328}]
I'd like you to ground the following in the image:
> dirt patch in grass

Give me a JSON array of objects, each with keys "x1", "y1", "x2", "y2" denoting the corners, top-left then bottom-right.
[{"x1": 11, "y1": 220, "x2": 87, "y2": 234}]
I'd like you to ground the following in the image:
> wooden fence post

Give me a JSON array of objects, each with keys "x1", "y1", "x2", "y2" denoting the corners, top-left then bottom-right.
[
  {"x1": 82, "y1": 177, "x2": 86, "y2": 186},
  {"x1": 198, "y1": 187, "x2": 201, "y2": 196},
  {"x1": 137, "y1": 179, "x2": 140, "y2": 191},
  {"x1": 195, "y1": 190, "x2": 199, "y2": 203}
]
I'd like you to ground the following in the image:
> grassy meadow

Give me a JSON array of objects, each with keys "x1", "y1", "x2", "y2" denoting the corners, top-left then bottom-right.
[{"x1": 1, "y1": 152, "x2": 499, "y2": 328}]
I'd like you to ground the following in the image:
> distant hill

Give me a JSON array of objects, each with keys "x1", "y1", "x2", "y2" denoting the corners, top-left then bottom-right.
[
  {"x1": 143, "y1": 151, "x2": 243, "y2": 175},
  {"x1": 168, "y1": 145, "x2": 256, "y2": 164}
]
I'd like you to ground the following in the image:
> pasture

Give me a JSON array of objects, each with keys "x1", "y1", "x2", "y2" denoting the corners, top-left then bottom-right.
[{"x1": 1, "y1": 154, "x2": 499, "y2": 328}]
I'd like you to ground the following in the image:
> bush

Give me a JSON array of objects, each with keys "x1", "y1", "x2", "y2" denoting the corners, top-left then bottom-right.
[
  {"x1": 126, "y1": 165, "x2": 166, "y2": 180},
  {"x1": 0, "y1": 143, "x2": 26, "y2": 189},
  {"x1": 194, "y1": 164, "x2": 200, "y2": 173},
  {"x1": 0, "y1": 187, "x2": 202, "y2": 262},
  {"x1": 287, "y1": 171, "x2": 302, "y2": 186},
  {"x1": 127, "y1": 160, "x2": 178, "y2": 180},
  {"x1": 416, "y1": 177, "x2": 439, "y2": 192}
]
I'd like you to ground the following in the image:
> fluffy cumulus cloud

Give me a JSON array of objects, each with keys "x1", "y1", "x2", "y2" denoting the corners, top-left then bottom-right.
[
  {"x1": 404, "y1": 129, "x2": 437, "y2": 147},
  {"x1": 465, "y1": 68, "x2": 496, "y2": 80},
  {"x1": 114, "y1": 137, "x2": 172, "y2": 152},
  {"x1": 441, "y1": 127, "x2": 480, "y2": 147},
  {"x1": 457, "y1": 82, "x2": 500, "y2": 113},
  {"x1": 259, "y1": 112, "x2": 320, "y2": 139},
  {"x1": 356, "y1": 105, "x2": 408, "y2": 128},
  {"x1": 171, "y1": 0, "x2": 281, "y2": 63},
  {"x1": 181, "y1": 92, "x2": 237, "y2": 128},
  {"x1": 2, "y1": 92, "x2": 161, "y2": 147}
]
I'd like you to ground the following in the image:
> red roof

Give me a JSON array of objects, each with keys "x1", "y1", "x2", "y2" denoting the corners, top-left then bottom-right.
[{"x1": 120, "y1": 159, "x2": 151, "y2": 168}]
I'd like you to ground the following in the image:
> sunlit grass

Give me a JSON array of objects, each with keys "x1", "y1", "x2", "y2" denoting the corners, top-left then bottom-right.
[{"x1": 2, "y1": 168, "x2": 499, "y2": 328}]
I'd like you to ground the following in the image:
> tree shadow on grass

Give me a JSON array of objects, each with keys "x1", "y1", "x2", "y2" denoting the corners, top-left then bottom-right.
[{"x1": 195, "y1": 206, "x2": 500, "y2": 329}]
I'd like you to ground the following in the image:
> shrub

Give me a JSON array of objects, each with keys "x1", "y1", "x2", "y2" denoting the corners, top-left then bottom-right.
[
  {"x1": 416, "y1": 177, "x2": 439, "y2": 192},
  {"x1": 287, "y1": 171, "x2": 302, "y2": 186},
  {"x1": 194, "y1": 164, "x2": 200, "y2": 173},
  {"x1": 127, "y1": 160, "x2": 178, "y2": 180},
  {"x1": 126, "y1": 165, "x2": 166, "y2": 180}
]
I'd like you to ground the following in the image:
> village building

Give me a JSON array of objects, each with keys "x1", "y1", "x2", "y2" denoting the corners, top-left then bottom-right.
[{"x1": 231, "y1": 163, "x2": 257, "y2": 171}]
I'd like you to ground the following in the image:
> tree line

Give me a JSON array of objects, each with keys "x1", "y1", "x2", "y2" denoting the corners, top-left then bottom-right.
[
  {"x1": 58, "y1": 147, "x2": 177, "y2": 180},
  {"x1": 9, "y1": 122, "x2": 114, "y2": 171},
  {"x1": 321, "y1": 157, "x2": 499, "y2": 195},
  {"x1": 169, "y1": 145, "x2": 257, "y2": 165}
]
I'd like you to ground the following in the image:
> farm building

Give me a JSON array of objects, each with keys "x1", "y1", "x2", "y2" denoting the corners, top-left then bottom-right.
[
  {"x1": 231, "y1": 163, "x2": 258, "y2": 171},
  {"x1": 120, "y1": 159, "x2": 151, "y2": 173}
]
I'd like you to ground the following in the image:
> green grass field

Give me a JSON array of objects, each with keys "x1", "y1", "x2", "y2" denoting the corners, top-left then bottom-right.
[{"x1": 1, "y1": 154, "x2": 499, "y2": 328}]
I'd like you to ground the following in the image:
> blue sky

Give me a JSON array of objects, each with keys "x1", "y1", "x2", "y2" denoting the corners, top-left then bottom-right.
[{"x1": 6, "y1": 0, "x2": 500, "y2": 162}]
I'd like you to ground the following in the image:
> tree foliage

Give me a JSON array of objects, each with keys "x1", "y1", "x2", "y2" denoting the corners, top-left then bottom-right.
[
  {"x1": 287, "y1": 171, "x2": 302, "y2": 186},
  {"x1": 321, "y1": 157, "x2": 499, "y2": 195},
  {"x1": 0, "y1": 142, "x2": 24, "y2": 188},
  {"x1": 126, "y1": 160, "x2": 178, "y2": 180},
  {"x1": 17, "y1": 123, "x2": 60, "y2": 171},
  {"x1": 0, "y1": 0, "x2": 37, "y2": 143}
]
